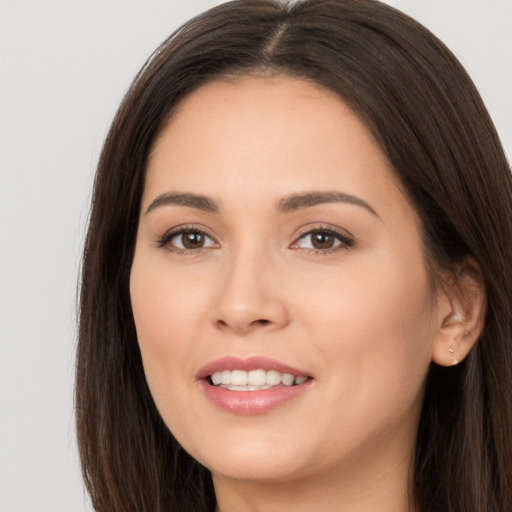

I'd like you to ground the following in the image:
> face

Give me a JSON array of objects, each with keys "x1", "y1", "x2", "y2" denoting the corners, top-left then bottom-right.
[{"x1": 130, "y1": 76, "x2": 441, "y2": 485}]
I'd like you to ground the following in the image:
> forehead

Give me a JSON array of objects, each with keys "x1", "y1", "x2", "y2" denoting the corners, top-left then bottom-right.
[{"x1": 144, "y1": 75, "x2": 407, "y2": 218}]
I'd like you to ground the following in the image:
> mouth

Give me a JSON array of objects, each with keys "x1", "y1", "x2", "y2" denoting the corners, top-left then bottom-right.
[
  {"x1": 209, "y1": 369, "x2": 309, "y2": 391},
  {"x1": 197, "y1": 356, "x2": 313, "y2": 414}
]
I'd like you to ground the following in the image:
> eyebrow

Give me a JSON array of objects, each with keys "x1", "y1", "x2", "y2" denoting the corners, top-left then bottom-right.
[
  {"x1": 277, "y1": 191, "x2": 379, "y2": 217},
  {"x1": 144, "y1": 190, "x2": 378, "y2": 217},
  {"x1": 145, "y1": 192, "x2": 219, "y2": 215}
]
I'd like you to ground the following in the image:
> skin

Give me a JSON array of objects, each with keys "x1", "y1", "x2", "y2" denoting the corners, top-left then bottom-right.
[{"x1": 129, "y1": 76, "x2": 476, "y2": 512}]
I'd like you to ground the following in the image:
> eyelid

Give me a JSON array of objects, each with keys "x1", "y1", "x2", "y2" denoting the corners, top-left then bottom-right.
[
  {"x1": 155, "y1": 222, "x2": 354, "y2": 254},
  {"x1": 156, "y1": 223, "x2": 219, "y2": 252},
  {"x1": 290, "y1": 224, "x2": 355, "y2": 252}
]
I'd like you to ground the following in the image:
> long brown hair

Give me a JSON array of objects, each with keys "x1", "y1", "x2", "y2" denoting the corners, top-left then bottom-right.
[{"x1": 76, "y1": 1, "x2": 512, "y2": 510}]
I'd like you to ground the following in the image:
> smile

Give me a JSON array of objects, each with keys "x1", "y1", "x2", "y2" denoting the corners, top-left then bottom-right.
[
  {"x1": 210, "y1": 369, "x2": 308, "y2": 390},
  {"x1": 197, "y1": 356, "x2": 313, "y2": 414}
]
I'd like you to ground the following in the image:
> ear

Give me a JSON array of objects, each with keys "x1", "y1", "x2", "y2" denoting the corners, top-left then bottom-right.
[{"x1": 431, "y1": 256, "x2": 487, "y2": 367}]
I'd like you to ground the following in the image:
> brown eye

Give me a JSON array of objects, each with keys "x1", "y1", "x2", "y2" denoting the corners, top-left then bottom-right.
[
  {"x1": 310, "y1": 230, "x2": 336, "y2": 249},
  {"x1": 292, "y1": 228, "x2": 354, "y2": 252},
  {"x1": 164, "y1": 229, "x2": 218, "y2": 251},
  {"x1": 181, "y1": 231, "x2": 205, "y2": 249}
]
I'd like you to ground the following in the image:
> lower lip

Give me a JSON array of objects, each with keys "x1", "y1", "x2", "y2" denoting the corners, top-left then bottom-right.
[{"x1": 199, "y1": 379, "x2": 312, "y2": 415}]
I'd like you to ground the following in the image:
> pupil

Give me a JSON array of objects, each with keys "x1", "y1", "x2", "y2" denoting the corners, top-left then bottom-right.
[
  {"x1": 183, "y1": 231, "x2": 204, "y2": 249},
  {"x1": 312, "y1": 231, "x2": 334, "y2": 249}
]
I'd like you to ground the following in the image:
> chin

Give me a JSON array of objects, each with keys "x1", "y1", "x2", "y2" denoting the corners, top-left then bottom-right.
[
  {"x1": 186, "y1": 430, "x2": 313, "y2": 483},
  {"x1": 208, "y1": 455, "x2": 306, "y2": 483}
]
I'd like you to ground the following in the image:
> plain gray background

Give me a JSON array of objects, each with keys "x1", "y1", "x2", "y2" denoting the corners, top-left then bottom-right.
[{"x1": 1, "y1": 1, "x2": 510, "y2": 511}]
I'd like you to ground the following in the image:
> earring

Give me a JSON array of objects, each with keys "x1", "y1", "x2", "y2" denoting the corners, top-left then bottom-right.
[{"x1": 449, "y1": 347, "x2": 459, "y2": 366}]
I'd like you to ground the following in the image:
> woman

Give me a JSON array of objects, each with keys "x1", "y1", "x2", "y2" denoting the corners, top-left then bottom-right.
[{"x1": 76, "y1": 1, "x2": 512, "y2": 511}]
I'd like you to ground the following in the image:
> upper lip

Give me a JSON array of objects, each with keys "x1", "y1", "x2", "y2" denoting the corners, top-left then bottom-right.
[{"x1": 196, "y1": 356, "x2": 311, "y2": 380}]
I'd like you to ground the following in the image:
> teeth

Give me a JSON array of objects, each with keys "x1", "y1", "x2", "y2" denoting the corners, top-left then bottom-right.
[
  {"x1": 231, "y1": 370, "x2": 247, "y2": 386},
  {"x1": 224, "y1": 384, "x2": 274, "y2": 391},
  {"x1": 248, "y1": 369, "x2": 266, "y2": 385},
  {"x1": 281, "y1": 373, "x2": 294, "y2": 386},
  {"x1": 266, "y1": 370, "x2": 281, "y2": 386},
  {"x1": 210, "y1": 369, "x2": 308, "y2": 388}
]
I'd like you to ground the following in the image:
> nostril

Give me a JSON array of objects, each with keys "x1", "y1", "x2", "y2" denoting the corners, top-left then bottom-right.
[
  {"x1": 214, "y1": 315, "x2": 278, "y2": 334},
  {"x1": 253, "y1": 319, "x2": 271, "y2": 326}
]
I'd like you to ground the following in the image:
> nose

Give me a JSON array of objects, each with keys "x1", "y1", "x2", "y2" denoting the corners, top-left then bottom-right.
[{"x1": 210, "y1": 249, "x2": 290, "y2": 336}]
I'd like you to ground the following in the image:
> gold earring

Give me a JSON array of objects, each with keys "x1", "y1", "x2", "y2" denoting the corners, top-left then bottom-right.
[{"x1": 449, "y1": 347, "x2": 459, "y2": 366}]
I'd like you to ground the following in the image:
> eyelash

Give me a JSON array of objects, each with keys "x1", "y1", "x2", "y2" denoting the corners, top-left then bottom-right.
[
  {"x1": 290, "y1": 225, "x2": 354, "y2": 255},
  {"x1": 156, "y1": 224, "x2": 355, "y2": 255},
  {"x1": 156, "y1": 224, "x2": 218, "y2": 255}
]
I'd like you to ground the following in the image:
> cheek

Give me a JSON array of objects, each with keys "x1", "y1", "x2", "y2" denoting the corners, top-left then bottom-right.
[
  {"x1": 130, "y1": 250, "x2": 208, "y2": 350},
  {"x1": 297, "y1": 250, "x2": 435, "y2": 413},
  {"x1": 282, "y1": 256, "x2": 435, "y2": 472},
  {"x1": 129, "y1": 253, "x2": 202, "y2": 415},
  {"x1": 302, "y1": 255, "x2": 433, "y2": 327},
  {"x1": 129, "y1": 257, "x2": 218, "y2": 464}
]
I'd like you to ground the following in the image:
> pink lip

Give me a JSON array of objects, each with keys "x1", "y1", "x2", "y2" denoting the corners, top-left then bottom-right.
[{"x1": 196, "y1": 356, "x2": 313, "y2": 415}]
